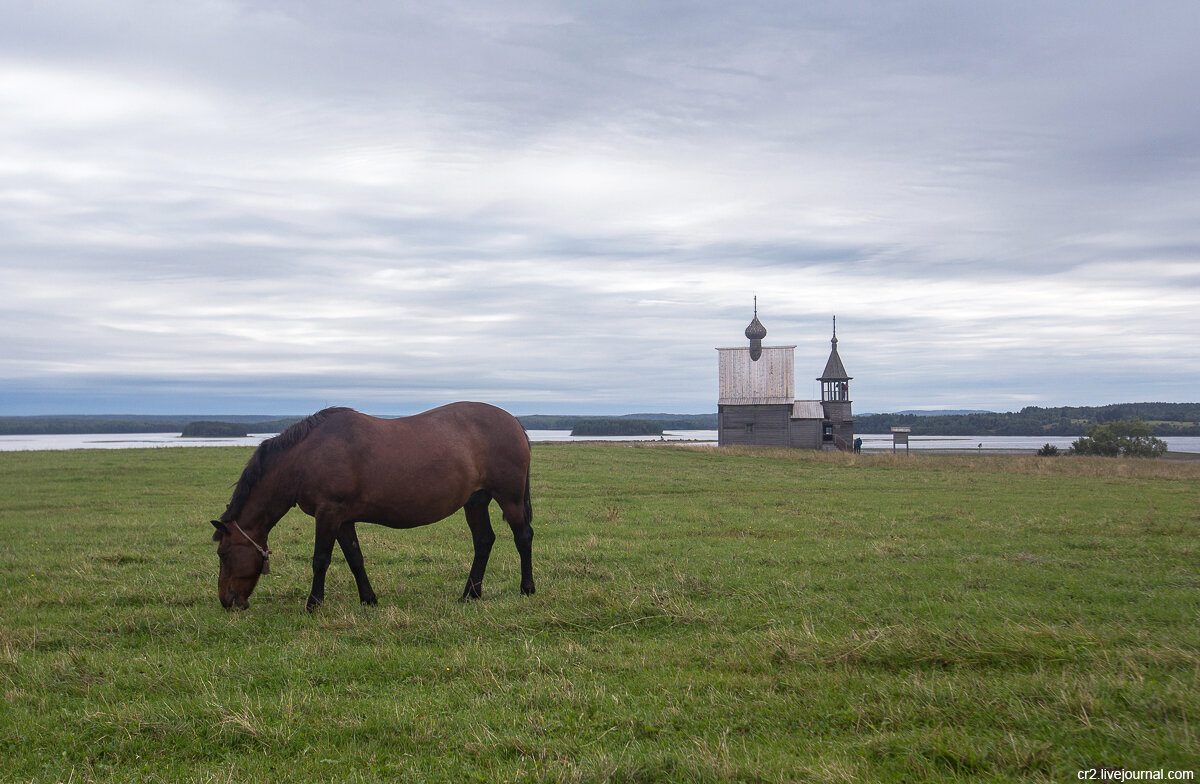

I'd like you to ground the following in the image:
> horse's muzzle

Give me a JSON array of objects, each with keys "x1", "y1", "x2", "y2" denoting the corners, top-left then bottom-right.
[{"x1": 221, "y1": 592, "x2": 249, "y2": 611}]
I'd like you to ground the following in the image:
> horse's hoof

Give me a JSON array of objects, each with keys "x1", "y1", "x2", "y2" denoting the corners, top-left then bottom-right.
[
  {"x1": 521, "y1": 582, "x2": 536, "y2": 596},
  {"x1": 361, "y1": 595, "x2": 378, "y2": 606},
  {"x1": 306, "y1": 596, "x2": 323, "y2": 612}
]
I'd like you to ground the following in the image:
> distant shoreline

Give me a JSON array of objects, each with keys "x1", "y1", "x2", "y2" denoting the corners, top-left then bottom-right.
[
  {"x1": 2, "y1": 403, "x2": 1198, "y2": 437},
  {"x1": 2, "y1": 430, "x2": 1199, "y2": 455}
]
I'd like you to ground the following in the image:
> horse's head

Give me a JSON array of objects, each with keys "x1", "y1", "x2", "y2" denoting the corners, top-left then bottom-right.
[{"x1": 211, "y1": 520, "x2": 270, "y2": 610}]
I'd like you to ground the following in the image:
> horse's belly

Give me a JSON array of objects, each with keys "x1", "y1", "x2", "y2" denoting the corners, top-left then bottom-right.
[
  {"x1": 357, "y1": 497, "x2": 467, "y2": 530},
  {"x1": 370, "y1": 517, "x2": 440, "y2": 531}
]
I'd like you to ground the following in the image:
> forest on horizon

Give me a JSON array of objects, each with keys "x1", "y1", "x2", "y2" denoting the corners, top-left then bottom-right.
[{"x1": 854, "y1": 402, "x2": 1200, "y2": 437}]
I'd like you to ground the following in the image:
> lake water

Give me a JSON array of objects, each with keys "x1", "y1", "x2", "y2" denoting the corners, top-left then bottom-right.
[
  {"x1": 2, "y1": 430, "x2": 1198, "y2": 454},
  {"x1": 0, "y1": 429, "x2": 720, "y2": 452},
  {"x1": 0, "y1": 432, "x2": 284, "y2": 451}
]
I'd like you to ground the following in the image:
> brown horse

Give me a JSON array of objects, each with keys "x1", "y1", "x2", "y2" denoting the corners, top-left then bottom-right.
[{"x1": 210, "y1": 402, "x2": 534, "y2": 611}]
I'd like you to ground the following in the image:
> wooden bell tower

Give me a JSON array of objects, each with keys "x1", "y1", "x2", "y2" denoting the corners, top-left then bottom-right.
[{"x1": 818, "y1": 316, "x2": 854, "y2": 450}]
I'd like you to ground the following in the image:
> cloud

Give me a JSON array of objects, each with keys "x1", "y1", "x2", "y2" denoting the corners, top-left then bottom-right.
[{"x1": 2, "y1": 1, "x2": 1198, "y2": 415}]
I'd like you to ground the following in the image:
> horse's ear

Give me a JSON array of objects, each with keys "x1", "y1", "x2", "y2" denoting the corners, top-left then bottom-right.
[{"x1": 211, "y1": 520, "x2": 228, "y2": 540}]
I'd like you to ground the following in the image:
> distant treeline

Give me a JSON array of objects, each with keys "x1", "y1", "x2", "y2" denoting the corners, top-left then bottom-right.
[
  {"x1": 570, "y1": 419, "x2": 663, "y2": 437},
  {"x1": 857, "y1": 403, "x2": 1200, "y2": 437},
  {"x1": 0, "y1": 415, "x2": 301, "y2": 436},
  {"x1": 180, "y1": 421, "x2": 249, "y2": 438}
]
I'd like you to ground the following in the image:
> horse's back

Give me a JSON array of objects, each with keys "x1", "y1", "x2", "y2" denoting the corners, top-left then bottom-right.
[
  {"x1": 294, "y1": 403, "x2": 528, "y2": 527},
  {"x1": 429, "y1": 401, "x2": 526, "y2": 443},
  {"x1": 404, "y1": 402, "x2": 530, "y2": 486}
]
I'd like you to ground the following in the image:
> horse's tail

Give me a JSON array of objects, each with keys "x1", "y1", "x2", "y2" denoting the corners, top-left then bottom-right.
[{"x1": 523, "y1": 434, "x2": 533, "y2": 526}]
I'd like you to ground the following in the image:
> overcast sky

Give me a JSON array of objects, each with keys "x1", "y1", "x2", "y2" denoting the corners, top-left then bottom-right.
[{"x1": 3, "y1": 1, "x2": 1198, "y2": 416}]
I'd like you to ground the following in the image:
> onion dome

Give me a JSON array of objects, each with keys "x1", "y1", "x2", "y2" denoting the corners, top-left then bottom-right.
[
  {"x1": 744, "y1": 314, "x2": 767, "y2": 341},
  {"x1": 745, "y1": 297, "x2": 766, "y2": 360}
]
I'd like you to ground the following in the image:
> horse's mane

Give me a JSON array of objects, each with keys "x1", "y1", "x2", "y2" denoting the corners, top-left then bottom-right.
[{"x1": 219, "y1": 407, "x2": 353, "y2": 523}]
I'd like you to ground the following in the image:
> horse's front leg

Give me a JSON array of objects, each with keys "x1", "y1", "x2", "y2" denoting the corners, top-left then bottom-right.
[
  {"x1": 307, "y1": 516, "x2": 340, "y2": 611},
  {"x1": 337, "y1": 522, "x2": 378, "y2": 606}
]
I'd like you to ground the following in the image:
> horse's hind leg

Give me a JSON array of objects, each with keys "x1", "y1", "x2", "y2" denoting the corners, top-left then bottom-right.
[
  {"x1": 500, "y1": 495, "x2": 535, "y2": 596},
  {"x1": 461, "y1": 491, "x2": 496, "y2": 601},
  {"x1": 337, "y1": 522, "x2": 378, "y2": 606}
]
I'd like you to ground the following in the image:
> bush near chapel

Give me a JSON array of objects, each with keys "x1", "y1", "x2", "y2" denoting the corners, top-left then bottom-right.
[{"x1": 1069, "y1": 419, "x2": 1167, "y2": 457}]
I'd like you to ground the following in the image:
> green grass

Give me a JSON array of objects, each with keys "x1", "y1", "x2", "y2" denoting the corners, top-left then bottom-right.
[{"x1": 1, "y1": 445, "x2": 1198, "y2": 782}]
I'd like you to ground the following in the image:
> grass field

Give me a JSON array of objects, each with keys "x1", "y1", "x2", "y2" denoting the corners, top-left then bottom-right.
[{"x1": 1, "y1": 444, "x2": 1198, "y2": 783}]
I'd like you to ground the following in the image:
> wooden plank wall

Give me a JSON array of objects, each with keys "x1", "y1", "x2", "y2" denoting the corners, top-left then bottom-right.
[
  {"x1": 788, "y1": 418, "x2": 823, "y2": 449},
  {"x1": 716, "y1": 346, "x2": 795, "y2": 405},
  {"x1": 718, "y1": 404, "x2": 793, "y2": 447}
]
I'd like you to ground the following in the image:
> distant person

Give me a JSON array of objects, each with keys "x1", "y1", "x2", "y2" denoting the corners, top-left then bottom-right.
[{"x1": 853, "y1": 437, "x2": 862, "y2": 454}]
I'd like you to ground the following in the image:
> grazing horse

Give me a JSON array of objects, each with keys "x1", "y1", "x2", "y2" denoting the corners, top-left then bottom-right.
[{"x1": 210, "y1": 403, "x2": 534, "y2": 611}]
